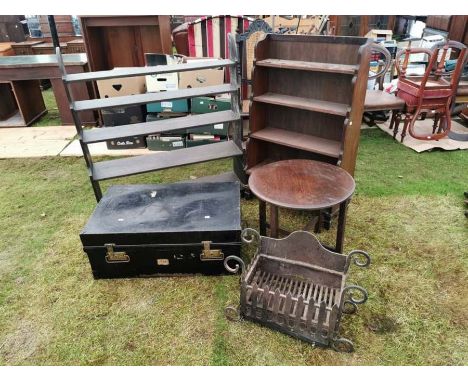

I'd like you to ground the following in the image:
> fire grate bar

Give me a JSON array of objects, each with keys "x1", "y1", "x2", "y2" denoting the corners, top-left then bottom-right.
[{"x1": 245, "y1": 271, "x2": 342, "y2": 328}]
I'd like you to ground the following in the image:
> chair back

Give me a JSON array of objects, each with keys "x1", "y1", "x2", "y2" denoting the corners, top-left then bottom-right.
[{"x1": 430, "y1": 40, "x2": 468, "y2": 90}]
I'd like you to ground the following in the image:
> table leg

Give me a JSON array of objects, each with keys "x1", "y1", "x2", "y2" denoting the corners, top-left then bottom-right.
[
  {"x1": 270, "y1": 204, "x2": 279, "y2": 238},
  {"x1": 51, "y1": 71, "x2": 96, "y2": 126},
  {"x1": 335, "y1": 200, "x2": 349, "y2": 253},
  {"x1": 50, "y1": 78, "x2": 74, "y2": 125},
  {"x1": 259, "y1": 200, "x2": 267, "y2": 236}
]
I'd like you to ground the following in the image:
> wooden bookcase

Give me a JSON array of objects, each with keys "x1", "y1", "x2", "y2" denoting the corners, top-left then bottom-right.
[{"x1": 246, "y1": 34, "x2": 372, "y2": 176}]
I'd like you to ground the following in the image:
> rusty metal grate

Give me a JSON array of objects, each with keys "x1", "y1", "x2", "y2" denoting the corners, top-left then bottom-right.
[{"x1": 224, "y1": 228, "x2": 370, "y2": 352}]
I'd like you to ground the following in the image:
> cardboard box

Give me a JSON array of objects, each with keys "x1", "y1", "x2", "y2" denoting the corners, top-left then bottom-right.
[
  {"x1": 145, "y1": 53, "x2": 180, "y2": 92},
  {"x1": 186, "y1": 136, "x2": 227, "y2": 148},
  {"x1": 420, "y1": 34, "x2": 445, "y2": 49},
  {"x1": 186, "y1": 122, "x2": 229, "y2": 136},
  {"x1": 365, "y1": 29, "x2": 393, "y2": 41},
  {"x1": 145, "y1": 54, "x2": 189, "y2": 113},
  {"x1": 97, "y1": 75, "x2": 146, "y2": 98},
  {"x1": 381, "y1": 40, "x2": 398, "y2": 59},
  {"x1": 147, "y1": 99, "x2": 189, "y2": 113},
  {"x1": 146, "y1": 112, "x2": 188, "y2": 122},
  {"x1": 96, "y1": 73, "x2": 147, "y2": 149},
  {"x1": 102, "y1": 106, "x2": 146, "y2": 149},
  {"x1": 191, "y1": 97, "x2": 231, "y2": 114},
  {"x1": 146, "y1": 135, "x2": 185, "y2": 151},
  {"x1": 179, "y1": 58, "x2": 225, "y2": 89}
]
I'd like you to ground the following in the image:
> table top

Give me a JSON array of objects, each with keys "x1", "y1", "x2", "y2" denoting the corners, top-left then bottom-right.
[
  {"x1": 0, "y1": 53, "x2": 87, "y2": 68},
  {"x1": 248, "y1": 159, "x2": 355, "y2": 210}
]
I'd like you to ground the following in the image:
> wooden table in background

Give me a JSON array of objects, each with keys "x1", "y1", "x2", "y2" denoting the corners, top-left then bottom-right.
[{"x1": 0, "y1": 53, "x2": 95, "y2": 127}]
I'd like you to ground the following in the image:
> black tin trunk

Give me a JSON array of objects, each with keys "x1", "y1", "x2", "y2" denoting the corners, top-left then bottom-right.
[{"x1": 80, "y1": 182, "x2": 241, "y2": 278}]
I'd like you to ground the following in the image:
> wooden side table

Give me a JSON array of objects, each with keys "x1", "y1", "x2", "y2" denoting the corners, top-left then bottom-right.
[
  {"x1": 0, "y1": 54, "x2": 95, "y2": 126},
  {"x1": 248, "y1": 159, "x2": 355, "y2": 253}
]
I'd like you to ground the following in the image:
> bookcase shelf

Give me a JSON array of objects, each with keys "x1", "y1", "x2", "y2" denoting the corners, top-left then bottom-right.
[
  {"x1": 57, "y1": 34, "x2": 244, "y2": 202},
  {"x1": 250, "y1": 127, "x2": 341, "y2": 158},
  {"x1": 255, "y1": 58, "x2": 358, "y2": 75},
  {"x1": 253, "y1": 93, "x2": 348, "y2": 116},
  {"x1": 246, "y1": 34, "x2": 372, "y2": 177}
]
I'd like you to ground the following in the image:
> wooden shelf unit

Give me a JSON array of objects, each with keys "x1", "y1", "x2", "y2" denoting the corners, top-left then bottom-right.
[
  {"x1": 246, "y1": 34, "x2": 372, "y2": 176},
  {"x1": 57, "y1": 34, "x2": 244, "y2": 202},
  {"x1": 79, "y1": 16, "x2": 172, "y2": 71}
]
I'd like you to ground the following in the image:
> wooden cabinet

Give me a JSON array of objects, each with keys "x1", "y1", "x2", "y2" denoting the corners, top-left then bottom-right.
[
  {"x1": 79, "y1": 16, "x2": 172, "y2": 72},
  {"x1": 38, "y1": 15, "x2": 75, "y2": 38},
  {"x1": 246, "y1": 34, "x2": 371, "y2": 177},
  {"x1": 448, "y1": 16, "x2": 468, "y2": 45},
  {"x1": 426, "y1": 16, "x2": 452, "y2": 31},
  {"x1": 329, "y1": 16, "x2": 396, "y2": 37},
  {"x1": 425, "y1": 16, "x2": 468, "y2": 45},
  {"x1": 0, "y1": 15, "x2": 26, "y2": 43}
]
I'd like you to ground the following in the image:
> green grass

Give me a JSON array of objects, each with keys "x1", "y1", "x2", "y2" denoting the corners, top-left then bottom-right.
[
  {"x1": 0, "y1": 129, "x2": 467, "y2": 365},
  {"x1": 31, "y1": 88, "x2": 62, "y2": 127}
]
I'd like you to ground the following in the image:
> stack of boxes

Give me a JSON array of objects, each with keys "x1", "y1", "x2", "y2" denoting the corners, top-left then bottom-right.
[
  {"x1": 95, "y1": 54, "x2": 233, "y2": 151},
  {"x1": 96, "y1": 74, "x2": 147, "y2": 149},
  {"x1": 144, "y1": 54, "x2": 232, "y2": 151}
]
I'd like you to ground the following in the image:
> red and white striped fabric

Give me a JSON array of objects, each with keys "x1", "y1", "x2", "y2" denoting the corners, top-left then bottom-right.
[{"x1": 187, "y1": 15, "x2": 253, "y2": 59}]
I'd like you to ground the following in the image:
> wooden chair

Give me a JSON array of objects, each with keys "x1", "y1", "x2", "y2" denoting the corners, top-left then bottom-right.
[
  {"x1": 391, "y1": 41, "x2": 467, "y2": 142},
  {"x1": 363, "y1": 44, "x2": 405, "y2": 126}
]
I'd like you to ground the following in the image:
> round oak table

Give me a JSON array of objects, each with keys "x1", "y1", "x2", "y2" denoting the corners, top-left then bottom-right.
[{"x1": 248, "y1": 159, "x2": 355, "y2": 253}]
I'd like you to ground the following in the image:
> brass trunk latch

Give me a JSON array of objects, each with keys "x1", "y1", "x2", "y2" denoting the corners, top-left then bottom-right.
[
  {"x1": 200, "y1": 241, "x2": 224, "y2": 261},
  {"x1": 105, "y1": 243, "x2": 130, "y2": 263}
]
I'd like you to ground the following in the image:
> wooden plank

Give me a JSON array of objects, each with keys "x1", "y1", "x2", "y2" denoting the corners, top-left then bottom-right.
[
  {"x1": 253, "y1": 92, "x2": 348, "y2": 116},
  {"x1": 64, "y1": 59, "x2": 236, "y2": 83},
  {"x1": 92, "y1": 140, "x2": 242, "y2": 181},
  {"x1": 250, "y1": 127, "x2": 341, "y2": 158},
  {"x1": 256, "y1": 58, "x2": 358, "y2": 75},
  {"x1": 72, "y1": 84, "x2": 236, "y2": 111},
  {"x1": 82, "y1": 110, "x2": 239, "y2": 143}
]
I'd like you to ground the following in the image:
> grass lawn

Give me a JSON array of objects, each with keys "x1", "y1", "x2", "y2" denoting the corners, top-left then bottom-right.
[
  {"x1": 31, "y1": 88, "x2": 62, "y2": 127},
  {"x1": 0, "y1": 129, "x2": 467, "y2": 365}
]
